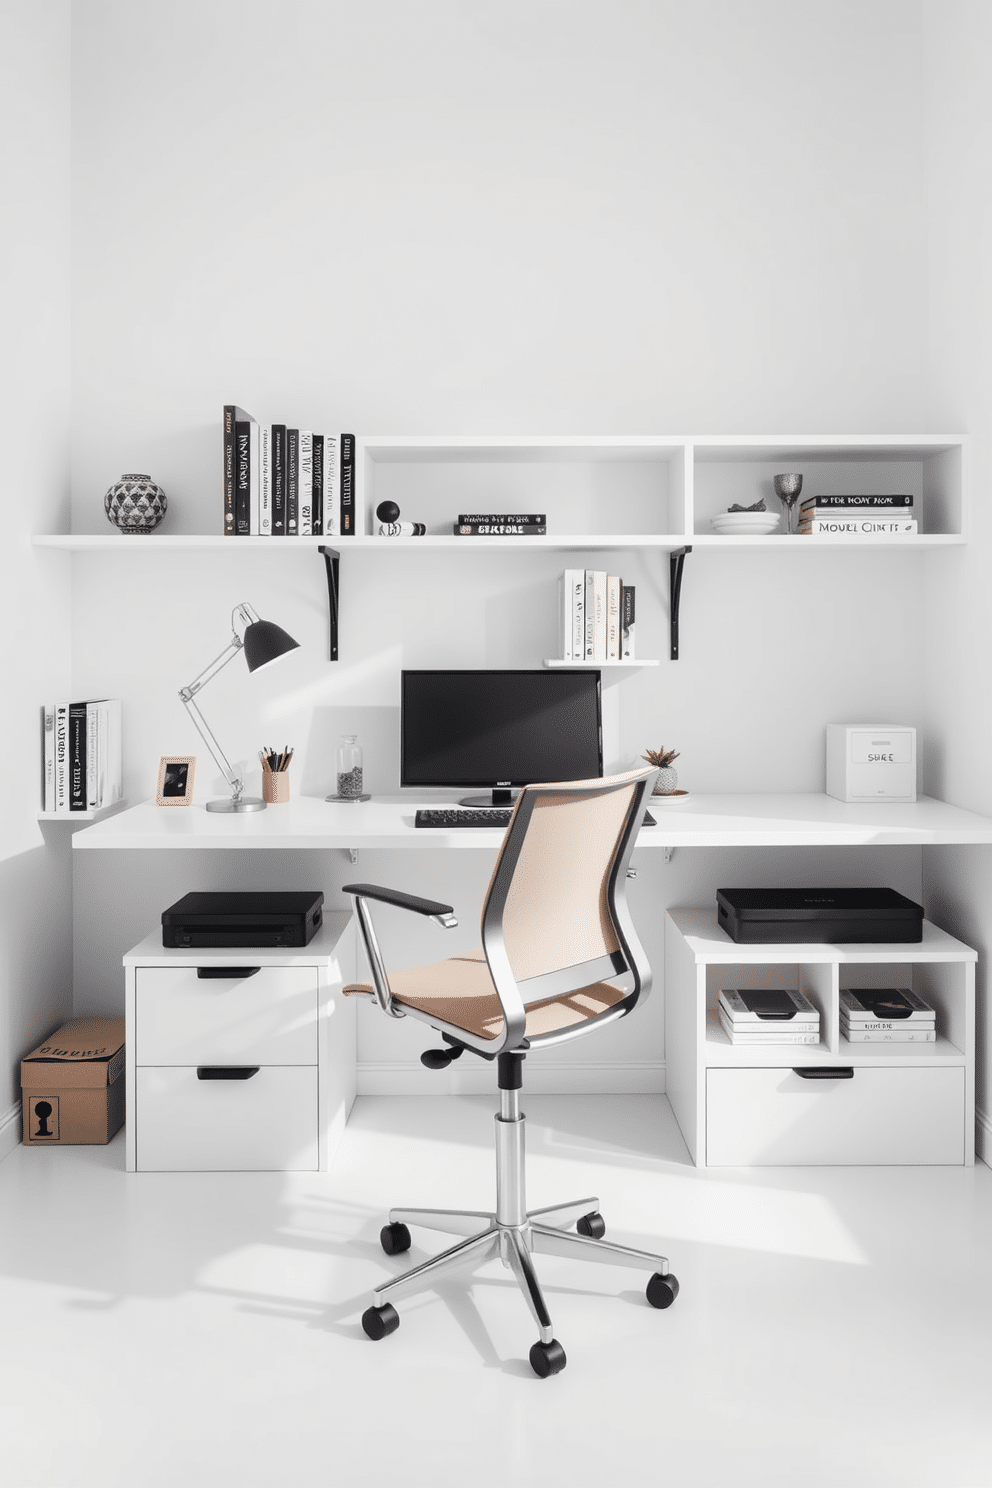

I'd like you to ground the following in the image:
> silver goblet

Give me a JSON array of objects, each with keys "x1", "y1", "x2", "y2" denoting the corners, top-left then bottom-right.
[{"x1": 773, "y1": 473, "x2": 803, "y2": 535}]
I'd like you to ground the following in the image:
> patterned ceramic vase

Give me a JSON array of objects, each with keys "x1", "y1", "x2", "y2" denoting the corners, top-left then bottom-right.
[{"x1": 104, "y1": 473, "x2": 168, "y2": 534}]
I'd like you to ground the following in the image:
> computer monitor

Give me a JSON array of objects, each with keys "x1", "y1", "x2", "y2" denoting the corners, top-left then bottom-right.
[{"x1": 401, "y1": 669, "x2": 603, "y2": 807}]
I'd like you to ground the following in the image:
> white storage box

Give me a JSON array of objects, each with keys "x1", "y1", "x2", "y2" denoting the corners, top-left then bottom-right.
[{"x1": 825, "y1": 724, "x2": 916, "y2": 803}]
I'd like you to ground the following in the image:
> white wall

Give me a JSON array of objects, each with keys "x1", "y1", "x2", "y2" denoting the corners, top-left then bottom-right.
[
  {"x1": 0, "y1": 0, "x2": 74, "y2": 1149},
  {"x1": 67, "y1": 1, "x2": 938, "y2": 1090},
  {"x1": 920, "y1": 0, "x2": 992, "y2": 1155}
]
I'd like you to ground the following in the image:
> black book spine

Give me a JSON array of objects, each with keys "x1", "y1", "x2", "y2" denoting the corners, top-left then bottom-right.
[
  {"x1": 311, "y1": 434, "x2": 324, "y2": 536},
  {"x1": 621, "y1": 584, "x2": 635, "y2": 628},
  {"x1": 340, "y1": 432, "x2": 355, "y2": 535},
  {"x1": 453, "y1": 523, "x2": 547, "y2": 535},
  {"x1": 271, "y1": 424, "x2": 286, "y2": 535},
  {"x1": 801, "y1": 494, "x2": 914, "y2": 509},
  {"x1": 286, "y1": 429, "x2": 299, "y2": 536},
  {"x1": 235, "y1": 421, "x2": 251, "y2": 535},
  {"x1": 69, "y1": 702, "x2": 87, "y2": 811},
  {"x1": 223, "y1": 405, "x2": 237, "y2": 535}
]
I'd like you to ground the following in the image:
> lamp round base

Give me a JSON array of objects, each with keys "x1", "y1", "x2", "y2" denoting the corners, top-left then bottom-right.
[
  {"x1": 206, "y1": 797, "x2": 266, "y2": 813},
  {"x1": 325, "y1": 794, "x2": 372, "y2": 803}
]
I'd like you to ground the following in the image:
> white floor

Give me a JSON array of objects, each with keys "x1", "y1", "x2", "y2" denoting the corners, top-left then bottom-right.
[{"x1": 3, "y1": 1095, "x2": 992, "y2": 1488}]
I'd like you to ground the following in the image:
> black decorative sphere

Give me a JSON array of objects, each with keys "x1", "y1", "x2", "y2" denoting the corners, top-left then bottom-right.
[{"x1": 376, "y1": 500, "x2": 401, "y2": 523}]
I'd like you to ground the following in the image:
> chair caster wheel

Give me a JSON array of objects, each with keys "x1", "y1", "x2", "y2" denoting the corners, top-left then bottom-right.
[
  {"x1": 380, "y1": 1222, "x2": 412, "y2": 1255},
  {"x1": 362, "y1": 1303, "x2": 400, "y2": 1341},
  {"x1": 576, "y1": 1210, "x2": 606, "y2": 1239},
  {"x1": 646, "y1": 1272, "x2": 679, "y2": 1310},
  {"x1": 529, "y1": 1338, "x2": 567, "y2": 1378}
]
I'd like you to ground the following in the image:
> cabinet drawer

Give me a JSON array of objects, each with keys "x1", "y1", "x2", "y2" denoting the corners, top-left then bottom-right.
[
  {"x1": 135, "y1": 1065, "x2": 318, "y2": 1171},
  {"x1": 706, "y1": 1065, "x2": 965, "y2": 1166},
  {"x1": 135, "y1": 966, "x2": 318, "y2": 1065}
]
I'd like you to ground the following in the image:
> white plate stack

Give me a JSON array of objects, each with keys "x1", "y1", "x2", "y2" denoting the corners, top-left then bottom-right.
[{"x1": 710, "y1": 510, "x2": 782, "y2": 536}]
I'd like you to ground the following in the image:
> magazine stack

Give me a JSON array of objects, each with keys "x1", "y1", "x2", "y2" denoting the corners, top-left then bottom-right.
[
  {"x1": 717, "y1": 988, "x2": 820, "y2": 1045},
  {"x1": 840, "y1": 988, "x2": 936, "y2": 1043}
]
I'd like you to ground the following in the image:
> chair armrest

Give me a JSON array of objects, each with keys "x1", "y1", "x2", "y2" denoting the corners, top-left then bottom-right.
[{"x1": 342, "y1": 882, "x2": 457, "y2": 926}]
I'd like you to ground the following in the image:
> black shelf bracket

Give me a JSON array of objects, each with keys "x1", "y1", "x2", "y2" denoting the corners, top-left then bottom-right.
[
  {"x1": 318, "y1": 546, "x2": 340, "y2": 661},
  {"x1": 669, "y1": 546, "x2": 691, "y2": 661}
]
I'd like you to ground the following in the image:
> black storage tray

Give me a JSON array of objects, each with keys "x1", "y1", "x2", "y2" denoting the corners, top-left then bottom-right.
[
  {"x1": 716, "y1": 887, "x2": 924, "y2": 945},
  {"x1": 162, "y1": 891, "x2": 324, "y2": 948}
]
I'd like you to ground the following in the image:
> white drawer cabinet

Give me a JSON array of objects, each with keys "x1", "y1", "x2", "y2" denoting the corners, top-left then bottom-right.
[
  {"x1": 665, "y1": 909, "x2": 976, "y2": 1167},
  {"x1": 123, "y1": 916, "x2": 356, "y2": 1173}
]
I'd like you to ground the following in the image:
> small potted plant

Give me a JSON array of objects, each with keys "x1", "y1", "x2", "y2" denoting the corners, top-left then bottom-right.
[{"x1": 642, "y1": 746, "x2": 680, "y2": 795}]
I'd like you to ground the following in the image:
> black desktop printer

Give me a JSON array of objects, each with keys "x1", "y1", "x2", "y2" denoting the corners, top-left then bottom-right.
[
  {"x1": 716, "y1": 887, "x2": 924, "y2": 945},
  {"x1": 162, "y1": 891, "x2": 324, "y2": 948}
]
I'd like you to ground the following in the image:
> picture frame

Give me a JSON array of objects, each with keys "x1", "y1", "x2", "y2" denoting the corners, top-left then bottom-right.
[{"x1": 156, "y1": 755, "x2": 196, "y2": 807}]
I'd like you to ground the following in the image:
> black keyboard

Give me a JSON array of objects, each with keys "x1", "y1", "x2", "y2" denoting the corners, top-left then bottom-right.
[{"x1": 415, "y1": 808, "x2": 513, "y2": 829}]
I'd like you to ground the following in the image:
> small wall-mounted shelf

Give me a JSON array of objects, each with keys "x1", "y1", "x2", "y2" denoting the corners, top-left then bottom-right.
[
  {"x1": 39, "y1": 800, "x2": 128, "y2": 823},
  {"x1": 543, "y1": 659, "x2": 659, "y2": 668}
]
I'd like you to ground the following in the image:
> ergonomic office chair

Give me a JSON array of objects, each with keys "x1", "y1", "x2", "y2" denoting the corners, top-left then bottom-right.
[{"x1": 341, "y1": 766, "x2": 678, "y2": 1377}]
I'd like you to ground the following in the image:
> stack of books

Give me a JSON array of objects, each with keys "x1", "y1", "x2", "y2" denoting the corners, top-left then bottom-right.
[
  {"x1": 797, "y1": 494, "x2": 916, "y2": 537},
  {"x1": 453, "y1": 512, "x2": 546, "y2": 536},
  {"x1": 718, "y1": 988, "x2": 820, "y2": 1045},
  {"x1": 840, "y1": 988, "x2": 936, "y2": 1042},
  {"x1": 42, "y1": 700, "x2": 122, "y2": 814},
  {"x1": 223, "y1": 406, "x2": 354, "y2": 538},
  {"x1": 559, "y1": 569, "x2": 636, "y2": 661}
]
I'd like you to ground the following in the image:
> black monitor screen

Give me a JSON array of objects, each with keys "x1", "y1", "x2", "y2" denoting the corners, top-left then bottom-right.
[{"x1": 401, "y1": 670, "x2": 602, "y2": 798}]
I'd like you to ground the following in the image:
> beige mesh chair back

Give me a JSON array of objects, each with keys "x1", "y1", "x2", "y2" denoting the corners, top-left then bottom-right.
[{"x1": 341, "y1": 766, "x2": 679, "y2": 1379}]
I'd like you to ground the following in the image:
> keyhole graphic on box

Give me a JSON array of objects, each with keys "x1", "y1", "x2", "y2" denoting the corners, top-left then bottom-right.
[{"x1": 33, "y1": 1101, "x2": 54, "y2": 1137}]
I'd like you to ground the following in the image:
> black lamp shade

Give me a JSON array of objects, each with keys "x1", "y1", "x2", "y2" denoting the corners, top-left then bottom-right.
[{"x1": 243, "y1": 618, "x2": 300, "y2": 672}]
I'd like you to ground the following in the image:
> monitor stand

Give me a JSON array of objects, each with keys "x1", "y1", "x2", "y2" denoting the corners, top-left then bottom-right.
[{"x1": 459, "y1": 789, "x2": 515, "y2": 808}]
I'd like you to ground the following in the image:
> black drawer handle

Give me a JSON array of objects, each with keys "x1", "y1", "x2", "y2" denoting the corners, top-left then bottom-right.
[
  {"x1": 793, "y1": 1066, "x2": 854, "y2": 1080},
  {"x1": 196, "y1": 1066, "x2": 260, "y2": 1081},
  {"x1": 196, "y1": 967, "x2": 261, "y2": 979}
]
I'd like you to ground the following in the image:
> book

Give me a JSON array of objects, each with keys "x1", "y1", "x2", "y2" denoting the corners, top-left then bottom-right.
[
  {"x1": 222, "y1": 404, "x2": 253, "y2": 535},
  {"x1": 271, "y1": 425, "x2": 286, "y2": 535},
  {"x1": 584, "y1": 570, "x2": 606, "y2": 660},
  {"x1": 286, "y1": 429, "x2": 299, "y2": 536},
  {"x1": 453, "y1": 523, "x2": 548, "y2": 536},
  {"x1": 340, "y1": 432, "x2": 355, "y2": 535},
  {"x1": 234, "y1": 419, "x2": 251, "y2": 535},
  {"x1": 91, "y1": 699, "x2": 122, "y2": 809},
  {"x1": 800, "y1": 494, "x2": 914, "y2": 510},
  {"x1": 840, "y1": 988, "x2": 934, "y2": 1022},
  {"x1": 298, "y1": 431, "x2": 313, "y2": 536},
  {"x1": 68, "y1": 702, "x2": 87, "y2": 811},
  {"x1": 717, "y1": 1008, "x2": 819, "y2": 1044},
  {"x1": 606, "y1": 575, "x2": 621, "y2": 660},
  {"x1": 457, "y1": 513, "x2": 546, "y2": 525},
  {"x1": 798, "y1": 519, "x2": 917, "y2": 536},
  {"x1": 719, "y1": 988, "x2": 819, "y2": 1023},
  {"x1": 42, "y1": 704, "x2": 55, "y2": 812},
  {"x1": 841, "y1": 1023, "x2": 936, "y2": 1043},
  {"x1": 311, "y1": 434, "x2": 323, "y2": 536},
  {"x1": 559, "y1": 569, "x2": 584, "y2": 660},
  {"x1": 323, "y1": 433, "x2": 339, "y2": 536},
  {"x1": 259, "y1": 425, "x2": 271, "y2": 535},
  {"x1": 85, "y1": 701, "x2": 101, "y2": 809},
  {"x1": 621, "y1": 584, "x2": 635, "y2": 659},
  {"x1": 248, "y1": 418, "x2": 260, "y2": 534},
  {"x1": 54, "y1": 702, "x2": 69, "y2": 812}
]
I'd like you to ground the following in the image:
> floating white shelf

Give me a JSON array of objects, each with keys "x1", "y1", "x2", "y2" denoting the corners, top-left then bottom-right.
[
  {"x1": 32, "y1": 532, "x2": 966, "y2": 551},
  {"x1": 543, "y1": 658, "x2": 660, "y2": 668},
  {"x1": 38, "y1": 800, "x2": 128, "y2": 823}
]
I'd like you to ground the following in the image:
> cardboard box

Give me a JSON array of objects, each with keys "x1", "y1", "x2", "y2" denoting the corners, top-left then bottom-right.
[{"x1": 21, "y1": 1017, "x2": 125, "y2": 1146}]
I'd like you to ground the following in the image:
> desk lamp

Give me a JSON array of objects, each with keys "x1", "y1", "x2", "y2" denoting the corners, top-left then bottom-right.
[{"x1": 179, "y1": 602, "x2": 299, "y2": 813}]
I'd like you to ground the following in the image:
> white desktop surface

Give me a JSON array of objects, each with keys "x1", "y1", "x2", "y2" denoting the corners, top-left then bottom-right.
[{"x1": 70, "y1": 792, "x2": 992, "y2": 850}]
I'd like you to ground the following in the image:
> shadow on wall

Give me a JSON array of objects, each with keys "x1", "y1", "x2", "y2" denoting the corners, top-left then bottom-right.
[
  {"x1": 303, "y1": 706, "x2": 400, "y2": 797},
  {"x1": 0, "y1": 839, "x2": 73, "y2": 1109}
]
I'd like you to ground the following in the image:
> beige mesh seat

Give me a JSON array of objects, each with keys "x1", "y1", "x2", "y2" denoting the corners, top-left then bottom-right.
[{"x1": 342, "y1": 767, "x2": 679, "y2": 1378}]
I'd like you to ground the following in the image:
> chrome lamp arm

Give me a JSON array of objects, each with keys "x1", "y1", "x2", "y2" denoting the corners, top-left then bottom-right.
[{"x1": 178, "y1": 604, "x2": 263, "y2": 809}]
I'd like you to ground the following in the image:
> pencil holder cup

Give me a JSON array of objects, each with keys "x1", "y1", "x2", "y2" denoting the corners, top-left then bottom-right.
[{"x1": 262, "y1": 771, "x2": 290, "y2": 804}]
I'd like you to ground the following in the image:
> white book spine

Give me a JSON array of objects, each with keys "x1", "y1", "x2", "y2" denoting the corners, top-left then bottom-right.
[
  {"x1": 259, "y1": 425, "x2": 272, "y2": 535},
  {"x1": 584, "y1": 570, "x2": 596, "y2": 659},
  {"x1": 298, "y1": 431, "x2": 313, "y2": 536},
  {"x1": 560, "y1": 569, "x2": 583, "y2": 660},
  {"x1": 718, "y1": 1011, "x2": 818, "y2": 1045},
  {"x1": 42, "y1": 704, "x2": 55, "y2": 812},
  {"x1": 106, "y1": 698, "x2": 122, "y2": 804},
  {"x1": 800, "y1": 519, "x2": 917, "y2": 535},
  {"x1": 606, "y1": 575, "x2": 621, "y2": 660},
  {"x1": 86, "y1": 702, "x2": 101, "y2": 810},
  {"x1": 54, "y1": 703, "x2": 69, "y2": 812},
  {"x1": 324, "y1": 433, "x2": 339, "y2": 537},
  {"x1": 842, "y1": 1025, "x2": 936, "y2": 1043},
  {"x1": 592, "y1": 571, "x2": 607, "y2": 661},
  {"x1": 249, "y1": 418, "x2": 260, "y2": 535},
  {"x1": 559, "y1": 574, "x2": 572, "y2": 660}
]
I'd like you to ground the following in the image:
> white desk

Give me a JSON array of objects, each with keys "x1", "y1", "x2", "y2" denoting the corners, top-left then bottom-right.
[{"x1": 72, "y1": 792, "x2": 992, "y2": 851}]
